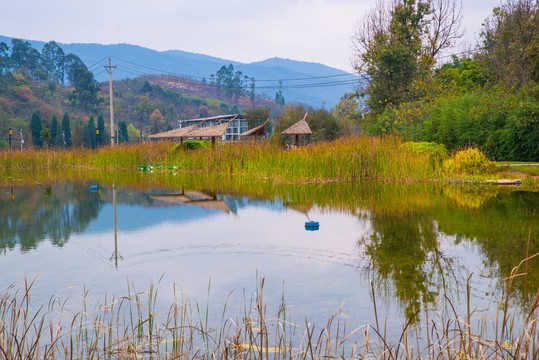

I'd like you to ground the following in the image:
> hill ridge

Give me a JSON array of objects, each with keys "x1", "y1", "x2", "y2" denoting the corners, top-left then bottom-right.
[{"x1": 0, "y1": 35, "x2": 356, "y2": 107}]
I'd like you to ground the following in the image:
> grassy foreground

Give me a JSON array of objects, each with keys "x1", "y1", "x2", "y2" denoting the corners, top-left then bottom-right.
[
  {"x1": 2, "y1": 270, "x2": 538, "y2": 360},
  {"x1": 0, "y1": 137, "x2": 440, "y2": 182}
]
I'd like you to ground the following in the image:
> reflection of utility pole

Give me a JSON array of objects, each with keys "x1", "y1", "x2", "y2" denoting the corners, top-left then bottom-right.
[
  {"x1": 104, "y1": 57, "x2": 117, "y2": 146},
  {"x1": 18, "y1": 130, "x2": 23, "y2": 151},
  {"x1": 113, "y1": 183, "x2": 118, "y2": 267}
]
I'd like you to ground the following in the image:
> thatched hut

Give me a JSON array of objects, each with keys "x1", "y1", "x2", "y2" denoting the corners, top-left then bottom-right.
[
  {"x1": 185, "y1": 116, "x2": 236, "y2": 148},
  {"x1": 281, "y1": 113, "x2": 311, "y2": 147},
  {"x1": 239, "y1": 118, "x2": 269, "y2": 143}
]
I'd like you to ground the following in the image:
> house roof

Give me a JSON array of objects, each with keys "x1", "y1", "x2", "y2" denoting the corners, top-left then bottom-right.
[
  {"x1": 148, "y1": 123, "x2": 200, "y2": 139},
  {"x1": 182, "y1": 114, "x2": 245, "y2": 122},
  {"x1": 186, "y1": 116, "x2": 236, "y2": 138},
  {"x1": 240, "y1": 118, "x2": 269, "y2": 137}
]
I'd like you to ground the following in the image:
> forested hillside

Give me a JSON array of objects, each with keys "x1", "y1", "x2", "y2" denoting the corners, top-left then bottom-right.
[{"x1": 0, "y1": 39, "x2": 282, "y2": 148}]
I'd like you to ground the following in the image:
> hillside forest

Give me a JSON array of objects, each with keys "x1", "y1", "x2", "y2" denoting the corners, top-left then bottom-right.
[{"x1": 0, "y1": 0, "x2": 538, "y2": 162}]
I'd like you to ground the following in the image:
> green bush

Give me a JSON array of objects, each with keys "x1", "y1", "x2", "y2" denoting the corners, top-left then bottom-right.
[{"x1": 171, "y1": 139, "x2": 211, "y2": 151}]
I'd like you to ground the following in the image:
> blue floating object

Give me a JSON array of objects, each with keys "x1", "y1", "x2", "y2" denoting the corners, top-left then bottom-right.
[
  {"x1": 90, "y1": 185, "x2": 99, "y2": 192},
  {"x1": 305, "y1": 221, "x2": 320, "y2": 231}
]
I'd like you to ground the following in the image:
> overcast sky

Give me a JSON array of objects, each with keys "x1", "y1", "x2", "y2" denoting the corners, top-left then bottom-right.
[{"x1": 1, "y1": 0, "x2": 500, "y2": 72}]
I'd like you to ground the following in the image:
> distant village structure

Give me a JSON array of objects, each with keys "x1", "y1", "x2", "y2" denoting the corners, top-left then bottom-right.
[
  {"x1": 148, "y1": 114, "x2": 251, "y2": 148},
  {"x1": 180, "y1": 115, "x2": 249, "y2": 141}
]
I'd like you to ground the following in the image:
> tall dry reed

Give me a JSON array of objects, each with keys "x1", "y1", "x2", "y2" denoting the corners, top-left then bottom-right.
[{"x1": 0, "y1": 137, "x2": 441, "y2": 182}]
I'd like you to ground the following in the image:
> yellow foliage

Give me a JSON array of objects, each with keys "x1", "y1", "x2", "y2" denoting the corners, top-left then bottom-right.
[{"x1": 443, "y1": 148, "x2": 496, "y2": 176}]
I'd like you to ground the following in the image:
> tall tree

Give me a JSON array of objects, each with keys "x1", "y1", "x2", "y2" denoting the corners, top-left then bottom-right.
[
  {"x1": 30, "y1": 110, "x2": 43, "y2": 148},
  {"x1": 352, "y1": 0, "x2": 462, "y2": 113},
  {"x1": 10, "y1": 39, "x2": 33, "y2": 71},
  {"x1": 50, "y1": 115, "x2": 59, "y2": 148},
  {"x1": 97, "y1": 113, "x2": 107, "y2": 146},
  {"x1": 40, "y1": 123, "x2": 51, "y2": 148},
  {"x1": 117, "y1": 121, "x2": 129, "y2": 143},
  {"x1": 0, "y1": 42, "x2": 10, "y2": 74},
  {"x1": 150, "y1": 109, "x2": 164, "y2": 134},
  {"x1": 478, "y1": 0, "x2": 539, "y2": 86},
  {"x1": 84, "y1": 116, "x2": 96, "y2": 149},
  {"x1": 70, "y1": 68, "x2": 101, "y2": 111},
  {"x1": 61, "y1": 112, "x2": 72, "y2": 148},
  {"x1": 41, "y1": 41, "x2": 66, "y2": 84},
  {"x1": 64, "y1": 53, "x2": 86, "y2": 85}
]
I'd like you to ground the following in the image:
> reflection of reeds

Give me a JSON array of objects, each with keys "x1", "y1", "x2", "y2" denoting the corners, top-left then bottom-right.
[
  {"x1": 0, "y1": 137, "x2": 440, "y2": 181},
  {"x1": 2, "y1": 271, "x2": 538, "y2": 359},
  {"x1": 1, "y1": 169, "x2": 450, "y2": 217}
]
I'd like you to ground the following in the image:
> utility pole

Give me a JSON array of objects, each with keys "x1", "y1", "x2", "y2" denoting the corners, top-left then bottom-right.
[{"x1": 104, "y1": 57, "x2": 117, "y2": 146}]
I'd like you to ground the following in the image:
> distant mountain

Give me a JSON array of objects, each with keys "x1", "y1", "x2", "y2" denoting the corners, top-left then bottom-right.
[{"x1": 0, "y1": 35, "x2": 357, "y2": 108}]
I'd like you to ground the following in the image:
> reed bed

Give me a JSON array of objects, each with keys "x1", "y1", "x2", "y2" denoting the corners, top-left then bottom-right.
[
  {"x1": 0, "y1": 137, "x2": 440, "y2": 182},
  {"x1": 1, "y1": 268, "x2": 538, "y2": 360}
]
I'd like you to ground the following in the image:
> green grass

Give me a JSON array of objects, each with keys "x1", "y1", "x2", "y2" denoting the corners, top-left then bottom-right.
[{"x1": 497, "y1": 162, "x2": 539, "y2": 177}]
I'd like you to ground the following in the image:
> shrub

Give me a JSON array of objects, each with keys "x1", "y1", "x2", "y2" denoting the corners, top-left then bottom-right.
[
  {"x1": 171, "y1": 139, "x2": 211, "y2": 151},
  {"x1": 443, "y1": 147, "x2": 496, "y2": 176}
]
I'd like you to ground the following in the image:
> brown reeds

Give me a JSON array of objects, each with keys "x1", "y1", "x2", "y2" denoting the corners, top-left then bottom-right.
[{"x1": 1, "y1": 265, "x2": 538, "y2": 359}]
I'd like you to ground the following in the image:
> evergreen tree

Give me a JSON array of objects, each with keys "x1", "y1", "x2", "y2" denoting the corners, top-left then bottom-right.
[
  {"x1": 117, "y1": 121, "x2": 129, "y2": 143},
  {"x1": 30, "y1": 110, "x2": 43, "y2": 148},
  {"x1": 61, "y1": 112, "x2": 72, "y2": 148},
  {"x1": 55, "y1": 128, "x2": 64, "y2": 148},
  {"x1": 84, "y1": 116, "x2": 96, "y2": 148},
  {"x1": 40, "y1": 123, "x2": 51, "y2": 148},
  {"x1": 97, "y1": 113, "x2": 107, "y2": 146},
  {"x1": 50, "y1": 115, "x2": 59, "y2": 148}
]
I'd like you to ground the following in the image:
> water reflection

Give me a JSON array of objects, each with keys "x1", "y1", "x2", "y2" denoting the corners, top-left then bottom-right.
[
  {"x1": 0, "y1": 175, "x2": 537, "y2": 321},
  {"x1": 0, "y1": 183, "x2": 102, "y2": 252}
]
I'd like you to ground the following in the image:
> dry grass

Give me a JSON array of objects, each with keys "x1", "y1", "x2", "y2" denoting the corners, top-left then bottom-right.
[
  {"x1": 0, "y1": 137, "x2": 441, "y2": 183},
  {"x1": 2, "y1": 259, "x2": 538, "y2": 359}
]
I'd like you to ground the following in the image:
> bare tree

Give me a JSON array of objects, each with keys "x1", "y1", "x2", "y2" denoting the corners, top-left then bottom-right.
[
  {"x1": 427, "y1": 0, "x2": 464, "y2": 58},
  {"x1": 350, "y1": 0, "x2": 463, "y2": 112}
]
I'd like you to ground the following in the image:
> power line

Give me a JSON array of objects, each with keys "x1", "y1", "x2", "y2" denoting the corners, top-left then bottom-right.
[
  {"x1": 87, "y1": 56, "x2": 109, "y2": 72},
  {"x1": 89, "y1": 40, "x2": 500, "y2": 92},
  {"x1": 112, "y1": 63, "x2": 358, "y2": 90}
]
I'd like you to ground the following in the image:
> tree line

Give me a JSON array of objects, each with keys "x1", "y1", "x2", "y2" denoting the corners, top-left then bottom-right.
[
  {"x1": 347, "y1": 0, "x2": 539, "y2": 161},
  {"x1": 0, "y1": 39, "x2": 101, "y2": 111}
]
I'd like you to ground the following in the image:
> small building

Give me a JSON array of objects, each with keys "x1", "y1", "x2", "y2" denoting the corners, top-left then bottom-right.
[
  {"x1": 179, "y1": 114, "x2": 248, "y2": 141},
  {"x1": 281, "y1": 113, "x2": 312, "y2": 147}
]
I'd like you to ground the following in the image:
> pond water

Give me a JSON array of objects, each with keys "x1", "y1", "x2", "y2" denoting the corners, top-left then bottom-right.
[{"x1": 1, "y1": 174, "x2": 538, "y2": 343}]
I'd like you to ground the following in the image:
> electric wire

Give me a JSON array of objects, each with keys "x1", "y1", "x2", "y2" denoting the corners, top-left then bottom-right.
[{"x1": 89, "y1": 39, "x2": 503, "y2": 91}]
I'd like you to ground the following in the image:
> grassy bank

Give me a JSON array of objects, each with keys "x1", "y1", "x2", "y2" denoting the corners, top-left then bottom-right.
[{"x1": 0, "y1": 137, "x2": 441, "y2": 183}]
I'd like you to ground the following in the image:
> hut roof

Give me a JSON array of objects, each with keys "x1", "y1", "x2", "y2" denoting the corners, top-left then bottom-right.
[
  {"x1": 186, "y1": 116, "x2": 236, "y2": 138},
  {"x1": 148, "y1": 123, "x2": 200, "y2": 139},
  {"x1": 281, "y1": 119, "x2": 312, "y2": 135},
  {"x1": 240, "y1": 118, "x2": 269, "y2": 137}
]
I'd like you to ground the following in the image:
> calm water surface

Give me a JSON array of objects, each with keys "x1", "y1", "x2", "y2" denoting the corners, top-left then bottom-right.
[{"x1": 1, "y1": 178, "x2": 537, "y2": 340}]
